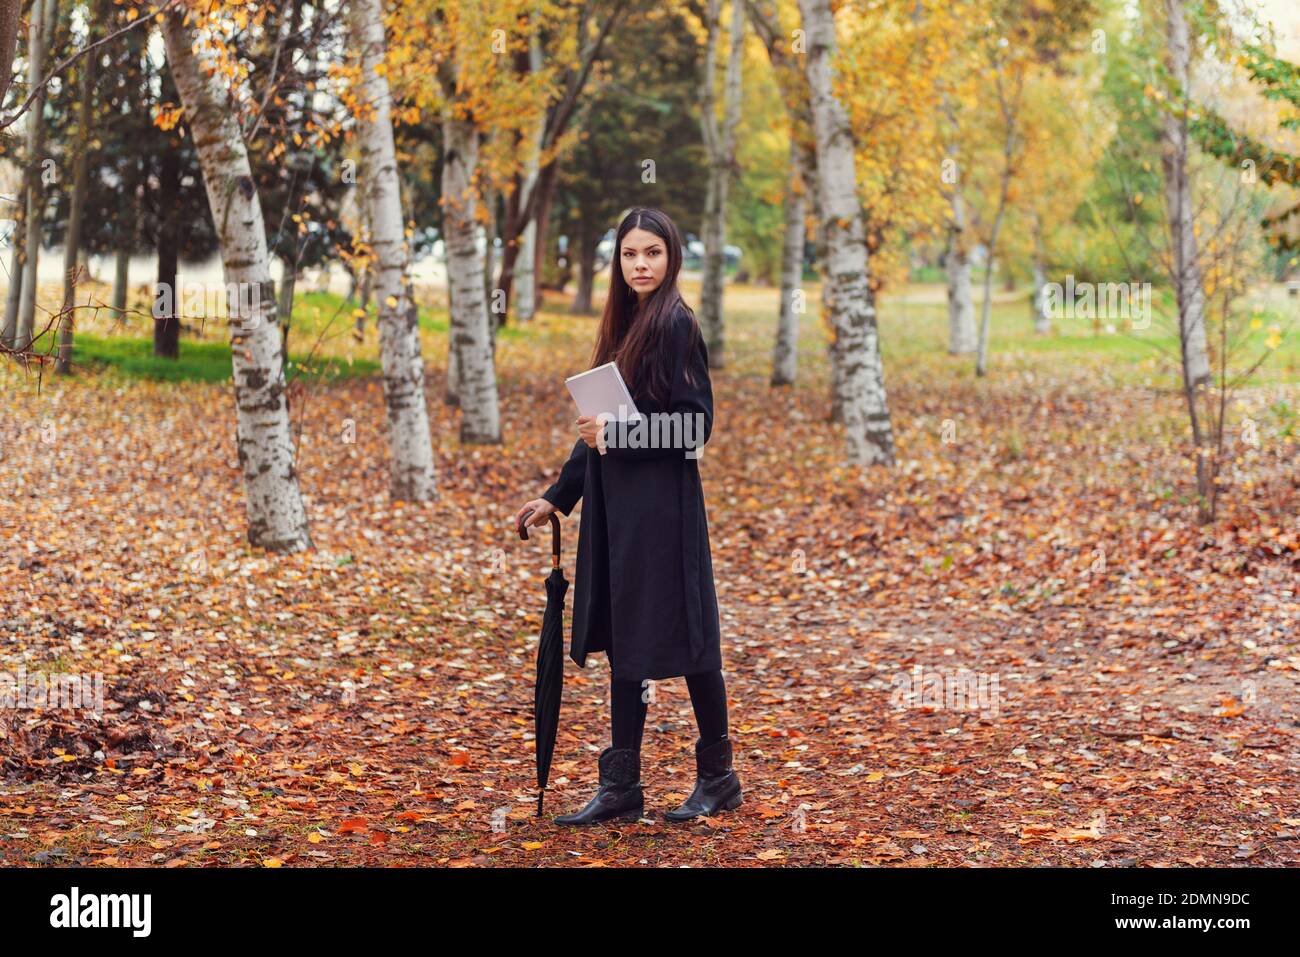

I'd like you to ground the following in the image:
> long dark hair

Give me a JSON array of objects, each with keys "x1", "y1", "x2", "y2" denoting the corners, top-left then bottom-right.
[{"x1": 589, "y1": 207, "x2": 701, "y2": 407}]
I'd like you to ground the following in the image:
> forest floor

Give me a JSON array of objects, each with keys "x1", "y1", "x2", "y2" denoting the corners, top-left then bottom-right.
[{"x1": 1, "y1": 280, "x2": 1297, "y2": 867}]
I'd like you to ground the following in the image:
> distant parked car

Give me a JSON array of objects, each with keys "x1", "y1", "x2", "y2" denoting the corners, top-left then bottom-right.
[
  {"x1": 683, "y1": 236, "x2": 741, "y2": 272},
  {"x1": 594, "y1": 228, "x2": 616, "y2": 272}
]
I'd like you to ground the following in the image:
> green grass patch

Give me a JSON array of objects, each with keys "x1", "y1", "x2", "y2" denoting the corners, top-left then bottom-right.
[{"x1": 69, "y1": 332, "x2": 381, "y2": 383}]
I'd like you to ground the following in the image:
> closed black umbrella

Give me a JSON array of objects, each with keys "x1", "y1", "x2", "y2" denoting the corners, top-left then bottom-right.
[{"x1": 517, "y1": 508, "x2": 567, "y2": 817}]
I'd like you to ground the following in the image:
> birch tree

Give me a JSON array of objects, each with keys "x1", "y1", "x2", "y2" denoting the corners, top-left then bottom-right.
[
  {"x1": 1030, "y1": 213, "x2": 1050, "y2": 334},
  {"x1": 697, "y1": 0, "x2": 744, "y2": 369},
  {"x1": 440, "y1": 113, "x2": 501, "y2": 443},
  {"x1": 13, "y1": 0, "x2": 56, "y2": 352},
  {"x1": 772, "y1": 140, "x2": 807, "y2": 385},
  {"x1": 56, "y1": 13, "x2": 96, "y2": 375},
  {"x1": 512, "y1": 35, "x2": 544, "y2": 323},
  {"x1": 1160, "y1": 0, "x2": 1212, "y2": 389},
  {"x1": 940, "y1": 102, "x2": 976, "y2": 353},
  {"x1": 348, "y1": 0, "x2": 439, "y2": 499},
  {"x1": 973, "y1": 29, "x2": 1024, "y2": 378},
  {"x1": 746, "y1": 0, "x2": 819, "y2": 387},
  {"x1": 0, "y1": 0, "x2": 23, "y2": 349},
  {"x1": 389, "y1": 0, "x2": 553, "y2": 444},
  {"x1": 161, "y1": 4, "x2": 312, "y2": 552},
  {"x1": 797, "y1": 0, "x2": 895, "y2": 466}
]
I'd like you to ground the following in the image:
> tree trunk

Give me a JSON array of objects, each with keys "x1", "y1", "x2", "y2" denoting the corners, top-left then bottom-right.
[
  {"x1": 56, "y1": 23, "x2": 95, "y2": 375},
  {"x1": 0, "y1": 0, "x2": 20, "y2": 109},
  {"x1": 771, "y1": 140, "x2": 805, "y2": 386},
  {"x1": 445, "y1": 318, "x2": 460, "y2": 405},
  {"x1": 350, "y1": 0, "x2": 438, "y2": 500},
  {"x1": 975, "y1": 239, "x2": 1001, "y2": 376},
  {"x1": 15, "y1": 0, "x2": 56, "y2": 351},
  {"x1": 797, "y1": 0, "x2": 895, "y2": 466},
  {"x1": 975, "y1": 94, "x2": 1017, "y2": 377},
  {"x1": 1031, "y1": 259, "x2": 1049, "y2": 333},
  {"x1": 1161, "y1": 0, "x2": 1211, "y2": 390},
  {"x1": 482, "y1": 180, "x2": 497, "y2": 333},
  {"x1": 514, "y1": 211, "x2": 539, "y2": 321},
  {"x1": 278, "y1": 262, "x2": 296, "y2": 322},
  {"x1": 443, "y1": 245, "x2": 458, "y2": 405},
  {"x1": 532, "y1": 160, "x2": 559, "y2": 298},
  {"x1": 697, "y1": 0, "x2": 744, "y2": 369},
  {"x1": 1, "y1": 0, "x2": 31, "y2": 348},
  {"x1": 111, "y1": 247, "x2": 130, "y2": 316},
  {"x1": 2, "y1": 180, "x2": 25, "y2": 348},
  {"x1": 161, "y1": 7, "x2": 312, "y2": 552},
  {"x1": 441, "y1": 116, "x2": 501, "y2": 443},
  {"x1": 1031, "y1": 216, "x2": 1050, "y2": 334},
  {"x1": 944, "y1": 173, "x2": 976, "y2": 354},
  {"x1": 571, "y1": 215, "x2": 597, "y2": 314},
  {"x1": 277, "y1": 261, "x2": 294, "y2": 370},
  {"x1": 154, "y1": 141, "x2": 181, "y2": 358},
  {"x1": 514, "y1": 42, "x2": 544, "y2": 323}
]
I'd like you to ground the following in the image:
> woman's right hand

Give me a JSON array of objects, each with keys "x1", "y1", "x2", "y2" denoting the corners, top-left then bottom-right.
[{"x1": 515, "y1": 497, "x2": 557, "y2": 532}]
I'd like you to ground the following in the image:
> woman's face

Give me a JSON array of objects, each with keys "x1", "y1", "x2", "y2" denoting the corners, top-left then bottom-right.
[{"x1": 620, "y1": 227, "x2": 668, "y2": 299}]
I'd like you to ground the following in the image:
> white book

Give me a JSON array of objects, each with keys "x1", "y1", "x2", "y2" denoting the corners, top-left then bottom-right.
[{"x1": 565, "y1": 361, "x2": 643, "y2": 422}]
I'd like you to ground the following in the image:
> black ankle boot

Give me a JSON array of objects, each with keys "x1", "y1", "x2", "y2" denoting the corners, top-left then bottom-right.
[
  {"x1": 664, "y1": 734, "x2": 742, "y2": 822},
  {"x1": 553, "y1": 746, "x2": 644, "y2": 826}
]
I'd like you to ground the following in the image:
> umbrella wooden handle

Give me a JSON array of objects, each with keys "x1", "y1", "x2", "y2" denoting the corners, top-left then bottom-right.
[{"x1": 517, "y1": 508, "x2": 562, "y2": 567}]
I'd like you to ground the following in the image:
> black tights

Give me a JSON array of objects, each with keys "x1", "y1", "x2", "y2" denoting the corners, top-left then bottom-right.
[{"x1": 610, "y1": 668, "x2": 729, "y2": 752}]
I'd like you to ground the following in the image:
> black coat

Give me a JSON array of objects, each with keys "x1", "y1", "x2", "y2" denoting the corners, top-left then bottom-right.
[{"x1": 541, "y1": 304, "x2": 722, "y2": 684}]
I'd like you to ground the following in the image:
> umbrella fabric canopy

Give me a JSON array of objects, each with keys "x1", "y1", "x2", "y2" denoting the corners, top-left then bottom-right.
[{"x1": 518, "y1": 510, "x2": 567, "y2": 816}]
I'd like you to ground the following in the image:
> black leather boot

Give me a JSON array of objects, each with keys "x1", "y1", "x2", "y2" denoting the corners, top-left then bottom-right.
[
  {"x1": 664, "y1": 734, "x2": 742, "y2": 822},
  {"x1": 553, "y1": 746, "x2": 644, "y2": 826}
]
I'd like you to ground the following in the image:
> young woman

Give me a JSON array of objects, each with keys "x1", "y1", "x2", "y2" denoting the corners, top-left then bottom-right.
[{"x1": 514, "y1": 207, "x2": 742, "y2": 826}]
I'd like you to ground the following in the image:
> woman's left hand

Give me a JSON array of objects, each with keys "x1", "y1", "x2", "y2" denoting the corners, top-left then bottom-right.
[{"x1": 577, "y1": 414, "x2": 609, "y2": 454}]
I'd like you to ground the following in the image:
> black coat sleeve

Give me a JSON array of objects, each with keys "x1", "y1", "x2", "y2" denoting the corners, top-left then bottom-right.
[
  {"x1": 600, "y1": 310, "x2": 713, "y2": 461},
  {"x1": 541, "y1": 437, "x2": 587, "y2": 515}
]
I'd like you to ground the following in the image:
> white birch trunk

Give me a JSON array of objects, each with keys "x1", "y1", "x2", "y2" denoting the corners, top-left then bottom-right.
[
  {"x1": 975, "y1": 72, "x2": 1017, "y2": 378},
  {"x1": 161, "y1": 9, "x2": 311, "y2": 552},
  {"x1": 514, "y1": 216, "x2": 539, "y2": 322},
  {"x1": 441, "y1": 116, "x2": 501, "y2": 443},
  {"x1": 798, "y1": 0, "x2": 895, "y2": 465},
  {"x1": 772, "y1": 139, "x2": 805, "y2": 386},
  {"x1": 944, "y1": 177, "x2": 976, "y2": 353},
  {"x1": 698, "y1": 0, "x2": 743, "y2": 368},
  {"x1": 514, "y1": 49, "x2": 544, "y2": 325},
  {"x1": 2, "y1": 226, "x2": 22, "y2": 347},
  {"x1": 349, "y1": 0, "x2": 438, "y2": 501},
  {"x1": 1031, "y1": 260, "x2": 1050, "y2": 333},
  {"x1": 1161, "y1": 0, "x2": 1211, "y2": 389},
  {"x1": 1031, "y1": 216, "x2": 1050, "y2": 335},
  {"x1": 482, "y1": 178, "x2": 497, "y2": 336},
  {"x1": 14, "y1": 0, "x2": 54, "y2": 351}
]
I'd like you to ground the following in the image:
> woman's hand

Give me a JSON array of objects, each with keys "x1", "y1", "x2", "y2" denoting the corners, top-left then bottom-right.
[
  {"x1": 576, "y1": 414, "x2": 610, "y2": 454},
  {"x1": 515, "y1": 497, "x2": 557, "y2": 531}
]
